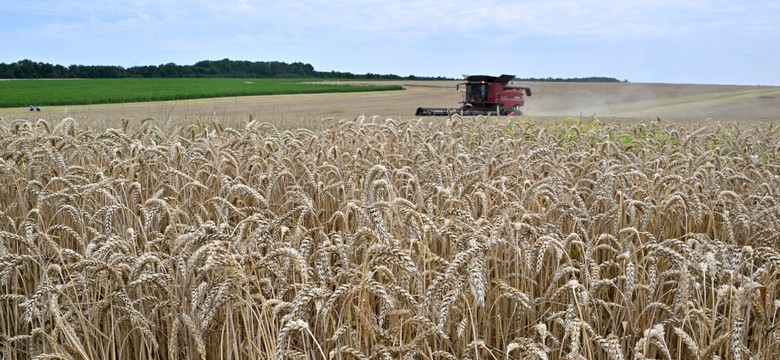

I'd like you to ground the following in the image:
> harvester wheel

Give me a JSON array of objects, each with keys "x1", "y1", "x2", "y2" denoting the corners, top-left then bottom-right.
[{"x1": 511, "y1": 106, "x2": 523, "y2": 116}]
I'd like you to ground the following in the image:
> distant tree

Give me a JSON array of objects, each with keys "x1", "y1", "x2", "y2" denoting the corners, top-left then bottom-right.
[
  {"x1": 127, "y1": 65, "x2": 159, "y2": 78},
  {"x1": 0, "y1": 63, "x2": 12, "y2": 78},
  {"x1": 15, "y1": 59, "x2": 42, "y2": 78},
  {"x1": 159, "y1": 63, "x2": 180, "y2": 77},
  {"x1": 96, "y1": 65, "x2": 126, "y2": 78}
]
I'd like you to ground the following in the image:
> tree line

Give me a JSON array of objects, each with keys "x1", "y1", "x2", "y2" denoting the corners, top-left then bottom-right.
[
  {"x1": 0, "y1": 59, "x2": 623, "y2": 82},
  {"x1": 0, "y1": 59, "x2": 449, "y2": 80}
]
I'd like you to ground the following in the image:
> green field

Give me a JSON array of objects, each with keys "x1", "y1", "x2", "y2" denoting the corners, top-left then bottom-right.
[{"x1": 0, "y1": 78, "x2": 403, "y2": 108}]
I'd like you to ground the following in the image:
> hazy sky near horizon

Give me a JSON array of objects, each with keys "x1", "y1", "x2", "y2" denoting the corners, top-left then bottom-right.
[{"x1": 1, "y1": 0, "x2": 778, "y2": 85}]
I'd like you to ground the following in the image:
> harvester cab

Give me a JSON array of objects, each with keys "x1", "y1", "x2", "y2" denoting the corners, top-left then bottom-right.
[{"x1": 416, "y1": 74, "x2": 531, "y2": 116}]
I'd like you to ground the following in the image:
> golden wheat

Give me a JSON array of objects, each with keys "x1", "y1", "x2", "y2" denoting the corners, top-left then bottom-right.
[{"x1": 0, "y1": 115, "x2": 778, "y2": 359}]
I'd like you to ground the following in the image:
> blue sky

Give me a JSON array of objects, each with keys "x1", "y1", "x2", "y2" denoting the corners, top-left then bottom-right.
[{"x1": 1, "y1": 0, "x2": 778, "y2": 85}]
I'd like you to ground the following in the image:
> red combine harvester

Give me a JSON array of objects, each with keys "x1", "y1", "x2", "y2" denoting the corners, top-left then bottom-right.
[{"x1": 415, "y1": 74, "x2": 532, "y2": 116}]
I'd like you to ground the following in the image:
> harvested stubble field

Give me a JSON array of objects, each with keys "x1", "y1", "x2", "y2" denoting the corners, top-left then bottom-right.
[{"x1": 1, "y1": 115, "x2": 780, "y2": 360}]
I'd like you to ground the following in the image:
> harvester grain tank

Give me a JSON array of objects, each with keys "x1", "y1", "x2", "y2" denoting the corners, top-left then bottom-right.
[{"x1": 415, "y1": 74, "x2": 532, "y2": 116}]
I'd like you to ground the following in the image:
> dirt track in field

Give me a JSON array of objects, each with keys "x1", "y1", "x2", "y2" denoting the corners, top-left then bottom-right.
[{"x1": 2, "y1": 80, "x2": 779, "y2": 130}]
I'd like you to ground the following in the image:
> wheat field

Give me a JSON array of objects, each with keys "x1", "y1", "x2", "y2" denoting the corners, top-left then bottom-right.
[{"x1": 1, "y1": 115, "x2": 779, "y2": 359}]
